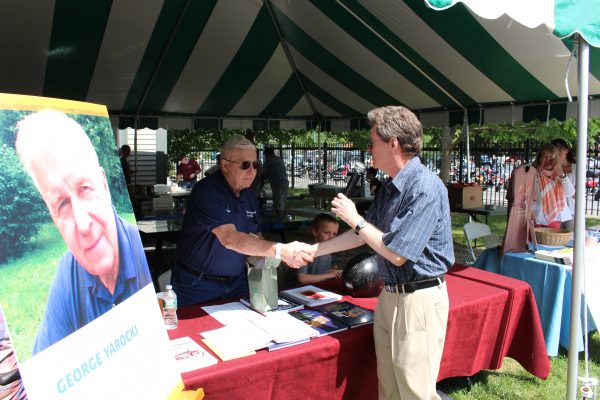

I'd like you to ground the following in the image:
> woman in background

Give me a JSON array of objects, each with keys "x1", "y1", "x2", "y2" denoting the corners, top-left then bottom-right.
[
  {"x1": 532, "y1": 144, "x2": 575, "y2": 229},
  {"x1": 551, "y1": 139, "x2": 576, "y2": 230}
]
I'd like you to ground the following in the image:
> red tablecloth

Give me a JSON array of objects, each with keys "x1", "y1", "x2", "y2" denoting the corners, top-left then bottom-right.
[
  {"x1": 440, "y1": 264, "x2": 550, "y2": 380},
  {"x1": 170, "y1": 265, "x2": 549, "y2": 400}
]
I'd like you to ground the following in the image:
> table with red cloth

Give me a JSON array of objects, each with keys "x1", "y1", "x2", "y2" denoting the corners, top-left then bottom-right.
[{"x1": 169, "y1": 265, "x2": 549, "y2": 400}]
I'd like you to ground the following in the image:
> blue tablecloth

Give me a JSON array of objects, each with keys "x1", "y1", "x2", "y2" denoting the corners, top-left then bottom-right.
[{"x1": 474, "y1": 247, "x2": 596, "y2": 356}]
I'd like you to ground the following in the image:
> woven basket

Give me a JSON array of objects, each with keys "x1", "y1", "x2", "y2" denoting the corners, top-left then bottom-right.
[{"x1": 534, "y1": 228, "x2": 572, "y2": 246}]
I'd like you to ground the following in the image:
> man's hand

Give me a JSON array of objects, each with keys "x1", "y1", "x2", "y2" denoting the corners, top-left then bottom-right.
[
  {"x1": 327, "y1": 268, "x2": 343, "y2": 280},
  {"x1": 331, "y1": 193, "x2": 361, "y2": 228},
  {"x1": 281, "y1": 241, "x2": 315, "y2": 268}
]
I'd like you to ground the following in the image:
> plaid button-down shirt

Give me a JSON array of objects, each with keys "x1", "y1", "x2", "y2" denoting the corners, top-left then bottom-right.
[{"x1": 366, "y1": 157, "x2": 454, "y2": 285}]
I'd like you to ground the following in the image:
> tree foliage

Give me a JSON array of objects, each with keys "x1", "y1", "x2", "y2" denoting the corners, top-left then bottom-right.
[
  {"x1": 0, "y1": 145, "x2": 49, "y2": 263},
  {"x1": 423, "y1": 117, "x2": 600, "y2": 148},
  {"x1": 167, "y1": 128, "x2": 371, "y2": 164}
]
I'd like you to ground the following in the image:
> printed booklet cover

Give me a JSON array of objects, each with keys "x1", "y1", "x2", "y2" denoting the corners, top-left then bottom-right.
[
  {"x1": 289, "y1": 309, "x2": 348, "y2": 336},
  {"x1": 315, "y1": 301, "x2": 374, "y2": 328}
]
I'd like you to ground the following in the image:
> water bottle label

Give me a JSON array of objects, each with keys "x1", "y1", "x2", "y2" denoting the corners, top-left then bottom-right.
[{"x1": 164, "y1": 299, "x2": 177, "y2": 308}]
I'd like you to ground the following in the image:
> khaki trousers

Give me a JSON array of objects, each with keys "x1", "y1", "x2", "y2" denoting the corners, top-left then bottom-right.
[{"x1": 374, "y1": 282, "x2": 449, "y2": 400}]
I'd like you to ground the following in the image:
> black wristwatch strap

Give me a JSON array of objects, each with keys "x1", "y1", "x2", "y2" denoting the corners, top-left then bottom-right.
[{"x1": 354, "y1": 218, "x2": 367, "y2": 235}]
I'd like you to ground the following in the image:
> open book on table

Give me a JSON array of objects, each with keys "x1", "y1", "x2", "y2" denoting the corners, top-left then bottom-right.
[{"x1": 199, "y1": 311, "x2": 319, "y2": 361}]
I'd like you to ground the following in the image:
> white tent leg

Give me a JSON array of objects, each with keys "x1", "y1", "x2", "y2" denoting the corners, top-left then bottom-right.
[{"x1": 566, "y1": 35, "x2": 590, "y2": 400}]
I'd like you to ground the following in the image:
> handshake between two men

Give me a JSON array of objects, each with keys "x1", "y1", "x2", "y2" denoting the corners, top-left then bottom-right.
[{"x1": 273, "y1": 192, "x2": 367, "y2": 269}]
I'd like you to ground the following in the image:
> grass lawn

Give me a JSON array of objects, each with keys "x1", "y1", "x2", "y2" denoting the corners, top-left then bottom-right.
[{"x1": 0, "y1": 222, "x2": 66, "y2": 360}]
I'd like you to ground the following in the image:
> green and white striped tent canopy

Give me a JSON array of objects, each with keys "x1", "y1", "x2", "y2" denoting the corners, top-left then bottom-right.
[{"x1": 1, "y1": 0, "x2": 599, "y2": 129}]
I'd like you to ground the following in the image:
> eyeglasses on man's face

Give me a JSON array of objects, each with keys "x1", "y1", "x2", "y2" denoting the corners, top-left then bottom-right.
[
  {"x1": 367, "y1": 137, "x2": 384, "y2": 149},
  {"x1": 222, "y1": 157, "x2": 261, "y2": 170}
]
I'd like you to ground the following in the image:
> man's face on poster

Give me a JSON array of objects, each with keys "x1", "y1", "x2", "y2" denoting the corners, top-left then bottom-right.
[{"x1": 31, "y1": 147, "x2": 119, "y2": 280}]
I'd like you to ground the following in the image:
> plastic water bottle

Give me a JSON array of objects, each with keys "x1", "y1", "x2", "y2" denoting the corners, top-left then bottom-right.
[{"x1": 163, "y1": 285, "x2": 178, "y2": 330}]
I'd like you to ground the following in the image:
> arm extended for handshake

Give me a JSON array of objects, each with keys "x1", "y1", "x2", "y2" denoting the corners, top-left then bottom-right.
[{"x1": 212, "y1": 224, "x2": 315, "y2": 268}]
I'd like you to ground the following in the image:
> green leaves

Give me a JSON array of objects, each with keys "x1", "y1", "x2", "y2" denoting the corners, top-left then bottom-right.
[
  {"x1": 0, "y1": 145, "x2": 49, "y2": 263},
  {"x1": 423, "y1": 117, "x2": 600, "y2": 147}
]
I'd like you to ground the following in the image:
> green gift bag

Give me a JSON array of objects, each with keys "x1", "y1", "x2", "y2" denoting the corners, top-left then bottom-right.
[{"x1": 246, "y1": 256, "x2": 280, "y2": 312}]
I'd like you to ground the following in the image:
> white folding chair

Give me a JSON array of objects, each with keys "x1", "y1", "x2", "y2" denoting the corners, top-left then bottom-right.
[
  {"x1": 157, "y1": 269, "x2": 172, "y2": 292},
  {"x1": 463, "y1": 222, "x2": 500, "y2": 263}
]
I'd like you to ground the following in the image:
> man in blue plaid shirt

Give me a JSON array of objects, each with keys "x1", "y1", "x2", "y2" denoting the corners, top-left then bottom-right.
[{"x1": 312, "y1": 106, "x2": 454, "y2": 400}]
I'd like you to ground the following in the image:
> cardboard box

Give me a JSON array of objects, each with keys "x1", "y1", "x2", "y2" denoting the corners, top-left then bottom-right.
[{"x1": 447, "y1": 185, "x2": 483, "y2": 209}]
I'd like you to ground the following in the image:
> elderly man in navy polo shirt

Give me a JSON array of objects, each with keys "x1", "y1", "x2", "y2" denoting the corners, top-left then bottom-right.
[
  {"x1": 172, "y1": 134, "x2": 313, "y2": 306},
  {"x1": 311, "y1": 106, "x2": 454, "y2": 400}
]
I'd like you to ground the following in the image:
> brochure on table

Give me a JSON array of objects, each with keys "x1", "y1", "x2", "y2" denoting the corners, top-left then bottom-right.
[{"x1": 0, "y1": 94, "x2": 180, "y2": 399}]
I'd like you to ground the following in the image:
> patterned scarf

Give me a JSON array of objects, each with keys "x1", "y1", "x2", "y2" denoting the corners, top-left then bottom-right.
[{"x1": 538, "y1": 170, "x2": 565, "y2": 223}]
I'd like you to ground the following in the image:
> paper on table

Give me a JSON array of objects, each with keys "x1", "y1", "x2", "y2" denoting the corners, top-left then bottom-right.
[
  {"x1": 201, "y1": 339, "x2": 255, "y2": 362},
  {"x1": 199, "y1": 319, "x2": 273, "y2": 361},
  {"x1": 249, "y1": 312, "x2": 319, "y2": 343},
  {"x1": 170, "y1": 336, "x2": 217, "y2": 373},
  {"x1": 201, "y1": 302, "x2": 262, "y2": 325}
]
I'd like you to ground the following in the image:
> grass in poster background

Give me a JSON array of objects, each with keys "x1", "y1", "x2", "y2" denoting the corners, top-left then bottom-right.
[{"x1": 0, "y1": 222, "x2": 65, "y2": 361}]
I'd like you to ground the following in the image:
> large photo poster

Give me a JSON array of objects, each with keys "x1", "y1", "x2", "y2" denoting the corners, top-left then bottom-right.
[{"x1": 0, "y1": 94, "x2": 180, "y2": 399}]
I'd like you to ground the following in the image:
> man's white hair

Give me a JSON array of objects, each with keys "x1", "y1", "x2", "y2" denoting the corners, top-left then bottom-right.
[
  {"x1": 15, "y1": 109, "x2": 99, "y2": 187},
  {"x1": 220, "y1": 134, "x2": 256, "y2": 158}
]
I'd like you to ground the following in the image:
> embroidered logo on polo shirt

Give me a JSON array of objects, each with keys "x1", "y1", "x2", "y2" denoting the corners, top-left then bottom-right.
[
  {"x1": 246, "y1": 210, "x2": 256, "y2": 219},
  {"x1": 226, "y1": 208, "x2": 231, "y2": 214}
]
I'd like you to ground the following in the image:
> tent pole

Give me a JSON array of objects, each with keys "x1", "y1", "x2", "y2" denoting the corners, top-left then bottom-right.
[
  {"x1": 463, "y1": 112, "x2": 470, "y2": 183},
  {"x1": 566, "y1": 35, "x2": 590, "y2": 400},
  {"x1": 133, "y1": 117, "x2": 138, "y2": 187}
]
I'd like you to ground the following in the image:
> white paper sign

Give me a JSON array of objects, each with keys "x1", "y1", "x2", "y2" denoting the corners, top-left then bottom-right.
[{"x1": 19, "y1": 285, "x2": 181, "y2": 400}]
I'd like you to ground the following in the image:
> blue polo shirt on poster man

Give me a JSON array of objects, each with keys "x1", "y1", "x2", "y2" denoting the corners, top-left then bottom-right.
[
  {"x1": 173, "y1": 170, "x2": 259, "y2": 306},
  {"x1": 33, "y1": 209, "x2": 152, "y2": 354}
]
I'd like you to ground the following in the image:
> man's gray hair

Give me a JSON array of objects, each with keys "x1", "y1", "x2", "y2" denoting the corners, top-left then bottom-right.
[
  {"x1": 15, "y1": 109, "x2": 99, "y2": 186},
  {"x1": 220, "y1": 134, "x2": 256, "y2": 158},
  {"x1": 367, "y1": 106, "x2": 423, "y2": 156}
]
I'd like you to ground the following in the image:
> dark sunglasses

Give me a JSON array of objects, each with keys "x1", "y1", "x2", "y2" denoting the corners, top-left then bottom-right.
[{"x1": 223, "y1": 157, "x2": 261, "y2": 170}]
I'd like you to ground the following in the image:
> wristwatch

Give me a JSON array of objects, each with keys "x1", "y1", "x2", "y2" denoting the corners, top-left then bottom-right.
[{"x1": 354, "y1": 218, "x2": 367, "y2": 235}]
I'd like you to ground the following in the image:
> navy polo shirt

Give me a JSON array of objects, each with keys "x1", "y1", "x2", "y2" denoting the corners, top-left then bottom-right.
[{"x1": 176, "y1": 170, "x2": 259, "y2": 277}]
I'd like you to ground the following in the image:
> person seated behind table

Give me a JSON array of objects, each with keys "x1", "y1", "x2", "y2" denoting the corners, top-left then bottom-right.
[
  {"x1": 177, "y1": 154, "x2": 201, "y2": 188},
  {"x1": 171, "y1": 134, "x2": 313, "y2": 306},
  {"x1": 366, "y1": 167, "x2": 383, "y2": 195},
  {"x1": 532, "y1": 143, "x2": 575, "y2": 229},
  {"x1": 296, "y1": 214, "x2": 343, "y2": 285}
]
